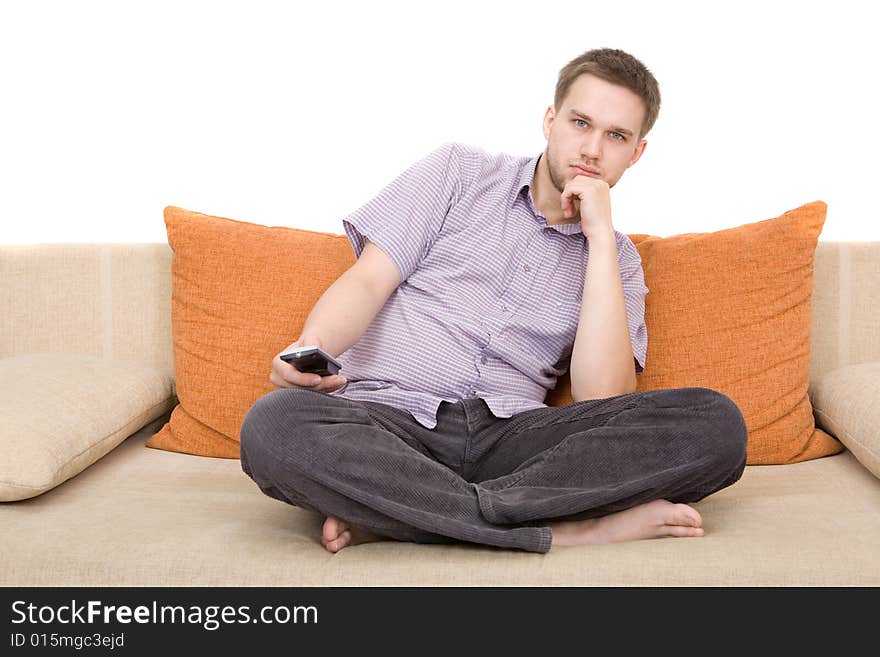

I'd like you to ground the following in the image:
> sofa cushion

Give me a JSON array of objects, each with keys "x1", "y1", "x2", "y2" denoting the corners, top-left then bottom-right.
[
  {"x1": 810, "y1": 362, "x2": 880, "y2": 478},
  {"x1": 549, "y1": 200, "x2": 839, "y2": 464},
  {"x1": 3, "y1": 421, "x2": 878, "y2": 585},
  {"x1": 156, "y1": 202, "x2": 838, "y2": 464},
  {"x1": 145, "y1": 206, "x2": 354, "y2": 458},
  {"x1": 0, "y1": 354, "x2": 175, "y2": 501}
]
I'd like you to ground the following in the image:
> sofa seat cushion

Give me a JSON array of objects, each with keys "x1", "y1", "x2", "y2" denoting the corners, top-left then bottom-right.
[
  {"x1": 0, "y1": 354, "x2": 175, "y2": 501},
  {"x1": 1, "y1": 416, "x2": 877, "y2": 586},
  {"x1": 811, "y1": 361, "x2": 880, "y2": 478}
]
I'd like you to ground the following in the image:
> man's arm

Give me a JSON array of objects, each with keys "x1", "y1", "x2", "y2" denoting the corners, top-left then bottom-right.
[
  {"x1": 270, "y1": 240, "x2": 400, "y2": 390},
  {"x1": 568, "y1": 230, "x2": 638, "y2": 402},
  {"x1": 297, "y1": 240, "x2": 400, "y2": 357}
]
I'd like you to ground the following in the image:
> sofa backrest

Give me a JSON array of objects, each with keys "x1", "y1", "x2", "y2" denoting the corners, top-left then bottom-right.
[
  {"x1": 810, "y1": 242, "x2": 880, "y2": 385},
  {"x1": 1, "y1": 243, "x2": 174, "y2": 377},
  {"x1": 2, "y1": 241, "x2": 878, "y2": 388}
]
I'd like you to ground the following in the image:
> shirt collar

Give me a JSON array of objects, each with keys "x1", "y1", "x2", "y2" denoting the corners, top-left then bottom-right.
[{"x1": 514, "y1": 152, "x2": 585, "y2": 237}]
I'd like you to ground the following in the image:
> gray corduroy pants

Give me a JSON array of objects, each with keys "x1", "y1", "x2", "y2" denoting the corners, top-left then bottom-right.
[{"x1": 239, "y1": 386, "x2": 748, "y2": 553}]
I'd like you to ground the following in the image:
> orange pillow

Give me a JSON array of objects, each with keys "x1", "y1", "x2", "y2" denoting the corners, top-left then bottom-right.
[
  {"x1": 146, "y1": 207, "x2": 354, "y2": 458},
  {"x1": 550, "y1": 200, "x2": 840, "y2": 464},
  {"x1": 153, "y1": 202, "x2": 841, "y2": 465}
]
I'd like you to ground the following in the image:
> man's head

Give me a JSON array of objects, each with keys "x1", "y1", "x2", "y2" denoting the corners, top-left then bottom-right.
[{"x1": 542, "y1": 48, "x2": 660, "y2": 191}]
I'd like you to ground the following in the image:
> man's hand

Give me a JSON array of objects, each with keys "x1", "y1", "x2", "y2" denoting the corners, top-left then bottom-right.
[
  {"x1": 561, "y1": 175, "x2": 614, "y2": 240},
  {"x1": 270, "y1": 334, "x2": 348, "y2": 392}
]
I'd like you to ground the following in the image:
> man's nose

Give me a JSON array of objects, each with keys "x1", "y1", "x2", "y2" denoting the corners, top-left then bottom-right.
[{"x1": 581, "y1": 132, "x2": 602, "y2": 160}]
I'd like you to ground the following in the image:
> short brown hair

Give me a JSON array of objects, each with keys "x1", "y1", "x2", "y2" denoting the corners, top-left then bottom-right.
[{"x1": 554, "y1": 48, "x2": 661, "y2": 140}]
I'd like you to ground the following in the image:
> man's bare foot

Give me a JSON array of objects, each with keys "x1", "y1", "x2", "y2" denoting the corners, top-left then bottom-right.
[
  {"x1": 321, "y1": 516, "x2": 381, "y2": 553},
  {"x1": 548, "y1": 499, "x2": 704, "y2": 548}
]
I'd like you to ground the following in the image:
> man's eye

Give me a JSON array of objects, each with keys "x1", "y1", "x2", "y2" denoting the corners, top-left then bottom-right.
[
  {"x1": 610, "y1": 132, "x2": 624, "y2": 141},
  {"x1": 574, "y1": 119, "x2": 587, "y2": 128}
]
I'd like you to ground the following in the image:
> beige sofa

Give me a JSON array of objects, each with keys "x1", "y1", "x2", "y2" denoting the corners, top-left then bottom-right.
[{"x1": 1, "y1": 241, "x2": 878, "y2": 586}]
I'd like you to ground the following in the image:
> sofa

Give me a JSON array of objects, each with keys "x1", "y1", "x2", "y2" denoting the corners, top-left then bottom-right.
[{"x1": 2, "y1": 219, "x2": 879, "y2": 586}]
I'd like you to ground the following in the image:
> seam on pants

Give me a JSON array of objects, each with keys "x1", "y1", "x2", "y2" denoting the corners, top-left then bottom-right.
[
  {"x1": 512, "y1": 398, "x2": 642, "y2": 434},
  {"x1": 486, "y1": 436, "x2": 573, "y2": 492},
  {"x1": 477, "y1": 399, "x2": 651, "y2": 493}
]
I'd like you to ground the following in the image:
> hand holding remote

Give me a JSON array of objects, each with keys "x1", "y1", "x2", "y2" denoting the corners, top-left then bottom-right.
[{"x1": 270, "y1": 335, "x2": 347, "y2": 392}]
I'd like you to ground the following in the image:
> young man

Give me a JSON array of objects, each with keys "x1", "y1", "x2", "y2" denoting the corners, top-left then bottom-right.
[{"x1": 240, "y1": 48, "x2": 748, "y2": 554}]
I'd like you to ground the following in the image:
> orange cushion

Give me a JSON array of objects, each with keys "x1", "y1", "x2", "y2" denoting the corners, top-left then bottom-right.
[
  {"x1": 146, "y1": 207, "x2": 354, "y2": 458},
  {"x1": 550, "y1": 200, "x2": 840, "y2": 464},
  {"x1": 151, "y1": 202, "x2": 841, "y2": 465}
]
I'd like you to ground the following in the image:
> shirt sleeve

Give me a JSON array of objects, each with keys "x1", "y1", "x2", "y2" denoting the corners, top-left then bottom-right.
[
  {"x1": 617, "y1": 233, "x2": 649, "y2": 374},
  {"x1": 342, "y1": 142, "x2": 463, "y2": 283}
]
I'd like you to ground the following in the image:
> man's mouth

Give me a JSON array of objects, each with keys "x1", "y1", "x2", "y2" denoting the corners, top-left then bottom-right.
[{"x1": 571, "y1": 165, "x2": 601, "y2": 178}]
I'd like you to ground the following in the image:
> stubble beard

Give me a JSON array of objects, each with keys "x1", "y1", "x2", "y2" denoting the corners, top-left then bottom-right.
[{"x1": 544, "y1": 142, "x2": 568, "y2": 196}]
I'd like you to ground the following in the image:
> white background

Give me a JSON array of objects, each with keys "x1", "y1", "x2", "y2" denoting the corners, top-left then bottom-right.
[{"x1": 1, "y1": 0, "x2": 877, "y2": 243}]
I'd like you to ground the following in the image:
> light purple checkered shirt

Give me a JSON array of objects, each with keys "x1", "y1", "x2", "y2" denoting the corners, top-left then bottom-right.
[{"x1": 328, "y1": 142, "x2": 648, "y2": 429}]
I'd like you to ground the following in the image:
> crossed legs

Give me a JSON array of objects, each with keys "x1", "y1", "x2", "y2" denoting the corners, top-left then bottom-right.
[{"x1": 240, "y1": 387, "x2": 747, "y2": 553}]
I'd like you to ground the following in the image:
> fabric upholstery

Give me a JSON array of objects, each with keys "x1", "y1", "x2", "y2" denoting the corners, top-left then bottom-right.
[
  {"x1": 810, "y1": 362, "x2": 880, "y2": 478},
  {"x1": 808, "y1": 241, "x2": 880, "y2": 384},
  {"x1": 0, "y1": 354, "x2": 174, "y2": 500},
  {"x1": 2, "y1": 418, "x2": 877, "y2": 586},
  {"x1": 0, "y1": 243, "x2": 173, "y2": 372}
]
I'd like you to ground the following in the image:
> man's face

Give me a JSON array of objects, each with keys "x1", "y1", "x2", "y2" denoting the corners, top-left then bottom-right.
[{"x1": 542, "y1": 73, "x2": 647, "y2": 192}]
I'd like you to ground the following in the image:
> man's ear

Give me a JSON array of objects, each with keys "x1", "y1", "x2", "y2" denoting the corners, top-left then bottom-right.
[
  {"x1": 542, "y1": 105, "x2": 556, "y2": 140},
  {"x1": 627, "y1": 139, "x2": 648, "y2": 169}
]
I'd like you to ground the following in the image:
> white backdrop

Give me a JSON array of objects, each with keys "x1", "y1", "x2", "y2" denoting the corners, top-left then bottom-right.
[{"x1": 1, "y1": 0, "x2": 877, "y2": 243}]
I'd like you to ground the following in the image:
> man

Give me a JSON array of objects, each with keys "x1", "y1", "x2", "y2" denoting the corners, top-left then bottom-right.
[{"x1": 240, "y1": 48, "x2": 748, "y2": 554}]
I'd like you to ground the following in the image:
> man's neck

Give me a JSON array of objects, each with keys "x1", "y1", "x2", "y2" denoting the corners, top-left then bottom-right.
[{"x1": 532, "y1": 153, "x2": 575, "y2": 226}]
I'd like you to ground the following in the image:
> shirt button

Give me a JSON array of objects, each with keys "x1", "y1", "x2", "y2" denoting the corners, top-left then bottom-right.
[
  {"x1": 481, "y1": 355, "x2": 488, "y2": 364},
  {"x1": 523, "y1": 264, "x2": 531, "y2": 272}
]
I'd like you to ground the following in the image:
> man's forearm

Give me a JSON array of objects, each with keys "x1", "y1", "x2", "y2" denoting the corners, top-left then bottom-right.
[
  {"x1": 298, "y1": 268, "x2": 388, "y2": 357},
  {"x1": 569, "y1": 230, "x2": 638, "y2": 401}
]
